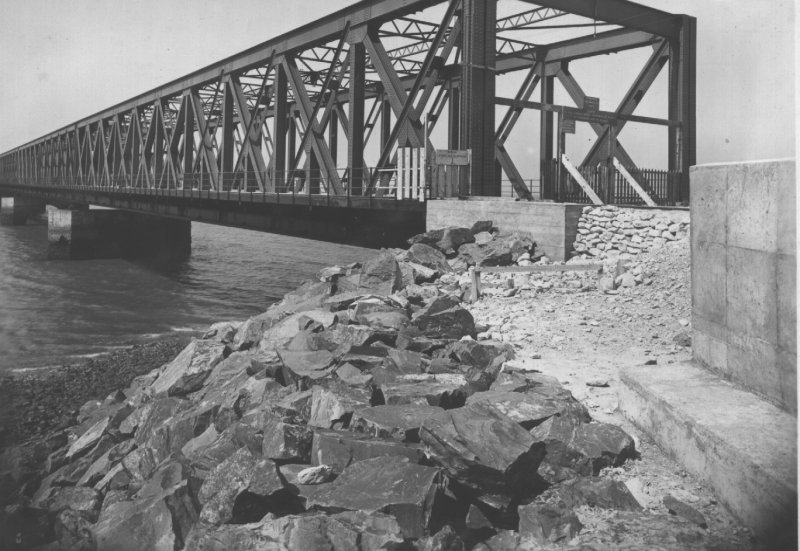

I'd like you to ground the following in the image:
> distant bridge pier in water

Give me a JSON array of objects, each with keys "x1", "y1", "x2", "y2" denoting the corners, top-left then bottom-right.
[
  {"x1": 0, "y1": 196, "x2": 45, "y2": 226},
  {"x1": 46, "y1": 208, "x2": 191, "y2": 261}
]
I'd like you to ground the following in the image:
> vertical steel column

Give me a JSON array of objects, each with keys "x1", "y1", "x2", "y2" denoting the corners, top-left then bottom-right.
[
  {"x1": 221, "y1": 82, "x2": 235, "y2": 190},
  {"x1": 539, "y1": 75, "x2": 554, "y2": 199},
  {"x1": 668, "y1": 15, "x2": 696, "y2": 203},
  {"x1": 348, "y1": 42, "x2": 366, "y2": 196},
  {"x1": 460, "y1": 0, "x2": 497, "y2": 196},
  {"x1": 183, "y1": 95, "x2": 195, "y2": 189},
  {"x1": 288, "y1": 115, "x2": 297, "y2": 172},
  {"x1": 381, "y1": 95, "x2": 392, "y2": 151},
  {"x1": 272, "y1": 69, "x2": 288, "y2": 191},
  {"x1": 329, "y1": 109, "x2": 339, "y2": 171},
  {"x1": 448, "y1": 85, "x2": 460, "y2": 150},
  {"x1": 154, "y1": 104, "x2": 165, "y2": 188}
]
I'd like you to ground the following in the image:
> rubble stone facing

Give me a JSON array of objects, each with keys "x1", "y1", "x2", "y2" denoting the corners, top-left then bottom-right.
[
  {"x1": 0, "y1": 228, "x2": 663, "y2": 550},
  {"x1": 572, "y1": 205, "x2": 690, "y2": 261}
]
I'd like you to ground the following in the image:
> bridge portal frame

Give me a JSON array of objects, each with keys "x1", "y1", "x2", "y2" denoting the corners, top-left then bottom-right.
[{"x1": 0, "y1": 0, "x2": 695, "y2": 204}]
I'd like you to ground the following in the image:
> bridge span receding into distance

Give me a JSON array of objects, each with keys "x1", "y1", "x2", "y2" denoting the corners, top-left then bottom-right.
[{"x1": 0, "y1": 0, "x2": 695, "y2": 256}]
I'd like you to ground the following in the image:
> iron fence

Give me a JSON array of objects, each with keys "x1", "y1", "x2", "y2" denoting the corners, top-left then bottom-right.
[{"x1": 544, "y1": 158, "x2": 682, "y2": 206}]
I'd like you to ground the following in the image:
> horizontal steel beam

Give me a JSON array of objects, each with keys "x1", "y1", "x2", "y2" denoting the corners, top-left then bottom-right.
[
  {"x1": 495, "y1": 28, "x2": 659, "y2": 73},
  {"x1": 517, "y1": 0, "x2": 682, "y2": 38},
  {"x1": 495, "y1": 97, "x2": 679, "y2": 127}
]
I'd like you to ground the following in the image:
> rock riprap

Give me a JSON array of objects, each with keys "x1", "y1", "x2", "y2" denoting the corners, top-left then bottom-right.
[{"x1": 0, "y1": 239, "x2": 647, "y2": 550}]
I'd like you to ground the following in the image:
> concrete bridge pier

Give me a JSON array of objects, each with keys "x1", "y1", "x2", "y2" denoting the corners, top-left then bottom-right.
[
  {"x1": 0, "y1": 197, "x2": 45, "y2": 225},
  {"x1": 47, "y1": 208, "x2": 191, "y2": 260}
]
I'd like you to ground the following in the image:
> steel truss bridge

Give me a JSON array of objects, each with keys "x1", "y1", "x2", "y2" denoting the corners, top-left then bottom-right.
[{"x1": 0, "y1": 0, "x2": 695, "y2": 240}]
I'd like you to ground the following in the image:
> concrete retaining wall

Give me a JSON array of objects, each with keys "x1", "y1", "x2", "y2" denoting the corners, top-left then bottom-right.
[
  {"x1": 426, "y1": 198, "x2": 583, "y2": 262},
  {"x1": 572, "y1": 205, "x2": 690, "y2": 261},
  {"x1": 691, "y1": 159, "x2": 797, "y2": 413}
]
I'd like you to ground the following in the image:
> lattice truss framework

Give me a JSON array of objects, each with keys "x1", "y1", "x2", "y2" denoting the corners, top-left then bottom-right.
[{"x1": 0, "y1": 0, "x2": 695, "y2": 200}]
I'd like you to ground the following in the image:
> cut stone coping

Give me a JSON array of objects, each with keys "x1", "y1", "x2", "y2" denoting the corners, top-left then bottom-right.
[{"x1": 619, "y1": 361, "x2": 797, "y2": 542}]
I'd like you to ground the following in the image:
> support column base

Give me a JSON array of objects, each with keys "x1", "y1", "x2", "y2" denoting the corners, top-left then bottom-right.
[{"x1": 47, "y1": 209, "x2": 191, "y2": 260}]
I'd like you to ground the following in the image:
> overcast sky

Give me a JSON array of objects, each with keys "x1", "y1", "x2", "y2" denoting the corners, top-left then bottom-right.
[{"x1": 0, "y1": 0, "x2": 794, "y2": 171}]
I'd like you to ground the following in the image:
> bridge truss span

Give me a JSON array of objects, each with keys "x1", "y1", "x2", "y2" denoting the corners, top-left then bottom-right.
[{"x1": 0, "y1": 0, "x2": 695, "y2": 208}]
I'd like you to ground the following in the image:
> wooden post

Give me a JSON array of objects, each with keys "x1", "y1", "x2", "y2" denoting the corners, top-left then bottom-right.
[{"x1": 469, "y1": 266, "x2": 481, "y2": 302}]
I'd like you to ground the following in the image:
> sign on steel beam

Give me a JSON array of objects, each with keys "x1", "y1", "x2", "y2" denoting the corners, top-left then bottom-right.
[{"x1": 556, "y1": 67, "x2": 638, "y2": 169}]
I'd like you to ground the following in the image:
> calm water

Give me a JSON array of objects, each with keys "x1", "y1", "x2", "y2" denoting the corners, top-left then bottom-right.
[{"x1": 0, "y1": 221, "x2": 373, "y2": 371}]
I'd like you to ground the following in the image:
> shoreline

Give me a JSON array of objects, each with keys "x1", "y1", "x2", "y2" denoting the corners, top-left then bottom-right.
[{"x1": 0, "y1": 332, "x2": 197, "y2": 450}]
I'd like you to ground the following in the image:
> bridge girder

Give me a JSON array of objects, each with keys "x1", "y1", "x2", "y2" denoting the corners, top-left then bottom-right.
[{"x1": 0, "y1": 0, "x2": 695, "y2": 203}]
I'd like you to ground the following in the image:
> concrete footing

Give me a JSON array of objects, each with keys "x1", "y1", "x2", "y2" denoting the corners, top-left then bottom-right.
[
  {"x1": 619, "y1": 362, "x2": 797, "y2": 546},
  {"x1": 47, "y1": 209, "x2": 191, "y2": 260},
  {"x1": 0, "y1": 196, "x2": 45, "y2": 225},
  {"x1": 426, "y1": 198, "x2": 583, "y2": 261}
]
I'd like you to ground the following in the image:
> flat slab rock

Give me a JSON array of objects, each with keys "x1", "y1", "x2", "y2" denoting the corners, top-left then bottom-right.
[
  {"x1": 151, "y1": 339, "x2": 226, "y2": 396},
  {"x1": 419, "y1": 402, "x2": 545, "y2": 497},
  {"x1": 306, "y1": 455, "x2": 444, "y2": 539},
  {"x1": 308, "y1": 384, "x2": 372, "y2": 429},
  {"x1": 311, "y1": 428, "x2": 426, "y2": 474},
  {"x1": 380, "y1": 373, "x2": 469, "y2": 409},
  {"x1": 466, "y1": 388, "x2": 590, "y2": 429},
  {"x1": 349, "y1": 404, "x2": 444, "y2": 443}
]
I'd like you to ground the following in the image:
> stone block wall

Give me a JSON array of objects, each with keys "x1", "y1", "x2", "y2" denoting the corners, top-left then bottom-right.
[
  {"x1": 572, "y1": 205, "x2": 690, "y2": 261},
  {"x1": 691, "y1": 159, "x2": 796, "y2": 414}
]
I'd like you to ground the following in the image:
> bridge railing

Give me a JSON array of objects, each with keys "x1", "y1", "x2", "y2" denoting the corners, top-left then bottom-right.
[{"x1": 1, "y1": 166, "x2": 433, "y2": 203}]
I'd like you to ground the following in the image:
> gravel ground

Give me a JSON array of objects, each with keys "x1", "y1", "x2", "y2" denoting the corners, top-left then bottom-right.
[
  {"x1": 466, "y1": 240, "x2": 767, "y2": 550},
  {"x1": 0, "y1": 335, "x2": 194, "y2": 451}
]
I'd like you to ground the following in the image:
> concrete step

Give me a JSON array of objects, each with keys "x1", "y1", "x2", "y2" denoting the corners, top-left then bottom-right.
[{"x1": 619, "y1": 362, "x2": 797, "y2": 545}]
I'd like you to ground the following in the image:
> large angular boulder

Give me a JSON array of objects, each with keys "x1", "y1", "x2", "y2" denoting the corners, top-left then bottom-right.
[
  {"x1": 308, "y1": 384, "x2": 371, "y2": 429},
  {"x1": 380, "y1": 374, "x2": 469, "y2": 409},
  {"x1": 311, "y1": 429, "x2": 426, "y2": 474},
  {"x1": 306, "y1": 455, "x2": 444, "y2": 538},
  {"x1": 151, "y1": 339, "x2": 226, "y2": 396},
  {"x1": 198, "y1": 447, "x2": 299, "y2": 525},
  {"x1": 94, "y1": 461, "x2": 199, "y2": 551},
  {"x1": 541, "y1": 477, "x2": 643, "y2": 511},
  {"x1": 411, "y1": 296, "x2": 476, "y2": 340},
  {"x1": 530, "y1": 417, "x2": 636, "y2": 477},
  {"x1": 349, "y1": 405, "x2": 444, "y2": 443},
  {"x1": 35, "y1": 486, "x2": 102, "y2": 522},
  {"x1": 457, "y1": 241, "x2": 512, "y2": 267},
  {"x1": 443, "y1": 340, "x2": 514, "y2": 370},
  {"x1": 436, "y1": 227, "x2": 475, "y2": 255},
  {"x1": 407, "y1": 228, "x2": 445, "y2": 247},
  {"x1": 276, "y1": 348, "x2": 335, "y2": 388},
  {"x1": 183, "y1": 510, "x2": 404, "y2": 551},
  {"x1": 419, "y1": 403, "x2": 545, "y2": 498},
  {"x1": 261, "y1": 415, "x2": 314, "y2": 463},
  {"x1": 518, "y1": 502, "x2": 583, "y2": 545},
  {"x1": 407, "y1": 243, "x2": 452, "y2": 275},
  {"x1": 352, "y1": 300, "x2": 409, "y2": 330},
  {"x1": 275, "y1": 280, "x2": 335, "y2": 316},
  {"x1": 466, "y1": 389, "x2": 590, "y2": 430},
  {"x1": 358, "y1": 251, "x2": 404, "y2": 296}
]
